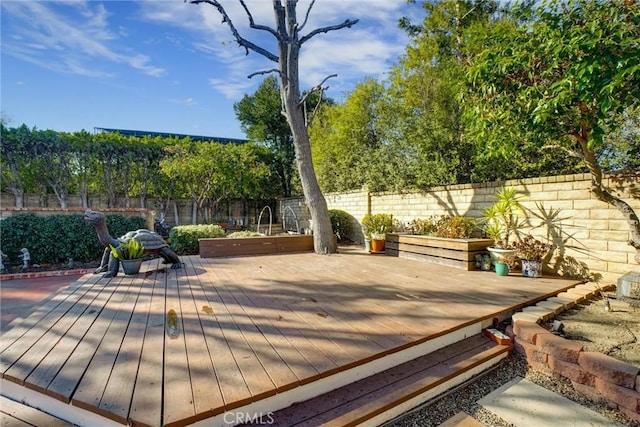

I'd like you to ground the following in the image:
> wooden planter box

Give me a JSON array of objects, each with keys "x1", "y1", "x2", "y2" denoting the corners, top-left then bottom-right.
[
  {"x1": 199, "y1": 235, "x2": 314, "y2": 258},
  {"x1": 385, "y1": 233, "x2": 493, "y2": 270}
]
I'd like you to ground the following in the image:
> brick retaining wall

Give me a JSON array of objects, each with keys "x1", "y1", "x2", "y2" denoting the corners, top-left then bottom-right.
[{"x1": 508, "y1": 311, "x2": 640, "y2": 423}]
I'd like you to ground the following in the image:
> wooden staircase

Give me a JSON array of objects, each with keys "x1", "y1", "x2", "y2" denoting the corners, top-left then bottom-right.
[{"x1": 261, "y1": 334, "x2": 511, "y2": 427}]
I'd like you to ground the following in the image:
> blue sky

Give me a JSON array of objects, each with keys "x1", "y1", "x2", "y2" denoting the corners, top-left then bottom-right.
[{"x1": 1, "y1": 1, "x2": 418, "y2": 140}]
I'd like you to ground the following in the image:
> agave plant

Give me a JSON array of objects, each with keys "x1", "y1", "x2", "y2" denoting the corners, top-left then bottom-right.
[
  {"x1": 109, "y1": 239, "x2": 146, "y2": 260},
  {"x1": 482, "y1": 187, "x2": 526, "y2": 249}
]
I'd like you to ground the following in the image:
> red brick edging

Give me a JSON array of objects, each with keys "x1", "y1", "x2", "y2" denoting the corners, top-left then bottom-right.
[
  {"x1": 508, "y1": 312, "x2": 640, "y2": 422},
  {"x1": 0, "y1": 269, "x2": 90, "y2": 281}
]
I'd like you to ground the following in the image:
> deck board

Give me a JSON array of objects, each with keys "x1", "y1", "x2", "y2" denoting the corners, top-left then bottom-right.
[
  {"x1": 0, "y1": 251, "x2": 581, "y2": 427},
  {"x1": 128, "y1": 263, "x2": 167, "y2": 427},
  {"x1": 179, "y1": 258, "x2": 223, "y2": 422},
  {"x1": 24, "y1": 278, "x2": 119, "y2": 395},
  {"x1": 2, "y1": 279, "x2": 111, "y2": 386},
  {"x1": 71, "y1": 274, "x2": 140, "y2": 412},
  {"x1": 98, "y1": 275, "x2": 155, "y2": 423},
  {"x1": 45, "y1": 274, "x2": 136, "y2": 403},
  {"x1": 185, "y1": 256, "x2": 252, "y2": 410},
  {"x1": 163, "y1": 264, "x2": 196, "y2": 427}
]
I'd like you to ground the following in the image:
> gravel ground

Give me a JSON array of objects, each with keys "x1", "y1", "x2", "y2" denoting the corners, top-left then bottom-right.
[{"x1": 384, "y1": 351, "x2": 639, "y2": 427}]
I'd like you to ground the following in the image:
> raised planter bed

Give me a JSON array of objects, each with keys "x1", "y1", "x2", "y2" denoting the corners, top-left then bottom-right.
[
  {"x1": 199, "y1": 234, "x2": 314, "y2": 258},
  {"x1": 385, "y1": 233, "x2": 493, "y2": 270}
]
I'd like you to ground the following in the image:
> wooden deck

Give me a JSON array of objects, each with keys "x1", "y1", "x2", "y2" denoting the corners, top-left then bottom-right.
[{"x1": 0, "y1": 249, "x2": 581, "y2": 426}]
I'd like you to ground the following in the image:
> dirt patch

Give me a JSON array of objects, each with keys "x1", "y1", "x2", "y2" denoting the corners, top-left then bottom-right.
[{"x1": 545, "y1": 290, "x2": 640, "y2": 367}]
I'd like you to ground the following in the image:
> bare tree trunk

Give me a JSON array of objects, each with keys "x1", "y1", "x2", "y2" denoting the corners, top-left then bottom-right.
[
  {"x1": 188, "y1": 0, "x2": 357, "y2": 254},
  {"x1": 276, "y1": 9, "x2": 333, "y2": 252},
  {"x1": 15, "y1": 190, "x2": 24, "y2": 209},
  {"x1": 79, "y1": 183, "x2": 89, "y2": 209},
  {"x1": 191, "y1": 199, "x2": 198, "y2": 225},
  {"x1": 173, "y1": 201, "x2": 180, "y2": 226},
  {"x1": 283, "y1": 83, "x2": 335, "y2": 252}
]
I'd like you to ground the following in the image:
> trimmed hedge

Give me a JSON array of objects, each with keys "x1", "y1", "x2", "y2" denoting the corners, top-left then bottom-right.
[
  {"x1": 169, "y1": 224, "x2": 226, "y2": 255},
  {"x1": 0, "y1": 213, "x2": 146, "y2": 264}
]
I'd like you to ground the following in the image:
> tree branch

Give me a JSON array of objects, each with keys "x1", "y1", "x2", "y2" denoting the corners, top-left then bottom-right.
[
  {"x1": 238, "y1": 0, "x2": 280, "y2": 39},
  {"x1": 542, "y1": 144, "x2": 583, "y2": 159},
  {"x1": 298, "y1": 74, "x2": 337, "y2": 107},
  {"x1": 299, "y1": 19, "x2": 359, "y2": 46},
  {"x1": 298, "y1": 0, "x2": 316, "y2": 32},
  {"x1": 188, "y1": 0, "x2": 279, "y2": 62},
  {"x1": 247, "y1": 69, "x2": 281, "y2": 79}
]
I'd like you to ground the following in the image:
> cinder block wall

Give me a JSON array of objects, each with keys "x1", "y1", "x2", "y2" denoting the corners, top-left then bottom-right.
[{"x1": 279, "y1": 173, "x2": 639, "y2": 283}]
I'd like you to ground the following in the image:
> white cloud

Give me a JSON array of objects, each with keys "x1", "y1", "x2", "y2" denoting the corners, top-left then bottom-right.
[
  {"x1": 142, "y1": 0, "x2": 410, "y2": 99},
  {"x1": 1, "y1": 1, "x2": 165, "y2": 78}
]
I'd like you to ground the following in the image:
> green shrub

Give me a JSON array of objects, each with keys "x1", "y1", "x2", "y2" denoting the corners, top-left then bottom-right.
[
  {"x1": 409, "y1": 217, "x2": 438, "y2": 235},
  {"x1": 409, "y1": 215, "x2": 476, "y2": 239},
  {"x1": 0, "y1": 213, "x2": 146, "y2": 264},
  {"x1": 361, "y1": 213, "x2": 394, "y2": 239},
  {"x1": 434, "y1": 215, "x2": 476, "y2": 238},
  {"x1": 328, "y1": 209, "x2": 353, "y2": 242},
  {"x1": 170, "y1": 224, "x2": 225, "y2": 255},
  {"x1": 227, "y1": 230, "x2": 262, "y2": 238}
]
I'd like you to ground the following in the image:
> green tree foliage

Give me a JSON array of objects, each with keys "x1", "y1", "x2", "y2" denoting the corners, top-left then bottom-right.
[
  {"x1": 29, "y1": 128, "x2": 74, "y2": 208},
  {"x1": 310, "y1": 78, "x2": 396, "y2": 192},
  {"x1": 1, "y1": 126, "x2": 277, "y2": 219},
  {"x1": 234, "y1": 76, "x2": 297, "y2": 197},
  {"x1": 1, "y1": 124, "x2": 32, "y2": 207},
  {"x1": 161, "y1": 140, "x2": 276, "y2": 224},
  {"x1": 64, "y1": 129, "x2": 98, "y2": 208},
  {"x1": 466, "y1": 0, "x2": 640, "y2": 261}
]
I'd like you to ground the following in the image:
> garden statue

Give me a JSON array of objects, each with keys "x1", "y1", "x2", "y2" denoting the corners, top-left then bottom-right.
[
  {"x1": 19, "y1": 248, "x2": 30, "y2": 272},
  {"x1": 19, "y1": 248, "x2": 31, "y2": 271},
  {"x1": 84, "y1": 210, "x2": 182, "y2": 278}
]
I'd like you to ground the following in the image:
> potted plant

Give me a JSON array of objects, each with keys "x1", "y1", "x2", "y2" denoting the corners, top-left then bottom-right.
[
  {"x1": 514, "y1": 234, "x2": 552, "y2": 278},
  {"x1": 362, "y1": 213, "x2": 394, "y2": 253},
  {"x1": 109, "y1": 239, "x2": 146, "y2": 275},
  {"x1": 483, "y1": 187, "x2": 525, "y2": 275}
]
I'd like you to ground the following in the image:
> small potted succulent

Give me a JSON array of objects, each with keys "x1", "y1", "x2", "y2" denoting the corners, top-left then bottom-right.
[
  {"x1": 514, "y1": 234, "x2": 552, "y2": 278},
  {"x1": 109, "y1": 239, "x2": 146, "y2": 275}
]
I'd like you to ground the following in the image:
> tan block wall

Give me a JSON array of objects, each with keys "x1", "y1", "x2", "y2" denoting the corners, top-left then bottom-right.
[{"x1": 280, "y1": 173, "x2": 639, "y2": 284}]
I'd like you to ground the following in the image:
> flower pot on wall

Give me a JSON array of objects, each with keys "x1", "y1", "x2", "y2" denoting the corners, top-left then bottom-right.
[
  {"x1": 370, "y1": 238, "x2": 385, "y2": 253},
  {"x1": 121, "y1": 258, "x2": 143, "y2": 275},
  {"x1": 364, "y1": 239, "x2": 371, "y2": 252},
  {"x1": 521, "y1": 259, "x2": 542, "y2": 278}
]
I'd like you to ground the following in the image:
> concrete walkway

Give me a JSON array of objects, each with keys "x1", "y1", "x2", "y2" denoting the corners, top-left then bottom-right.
[{"x1": 478, "y1": 377, "x2": 622, "y2": 427}]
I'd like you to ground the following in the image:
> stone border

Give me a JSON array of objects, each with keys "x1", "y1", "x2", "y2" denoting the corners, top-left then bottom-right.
[
  {"x1": 506, "y1": 283, "x2": 640, "y2": 423},
  {"x1": 0, "y1": 269, "x2": 89, "y2": 281}
]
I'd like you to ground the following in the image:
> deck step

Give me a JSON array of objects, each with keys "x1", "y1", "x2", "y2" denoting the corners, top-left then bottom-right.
[
  {"x1": 265, "y1": 334, "x2": 511, "y2": 427},
  {"x1": 0, "y1": 395, "x2": 73, "y2": 426}
]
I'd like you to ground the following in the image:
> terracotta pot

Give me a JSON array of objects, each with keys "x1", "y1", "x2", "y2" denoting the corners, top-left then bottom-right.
[{"x1": 370, "y1": 238, "x2": 385, "y2": 253}]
